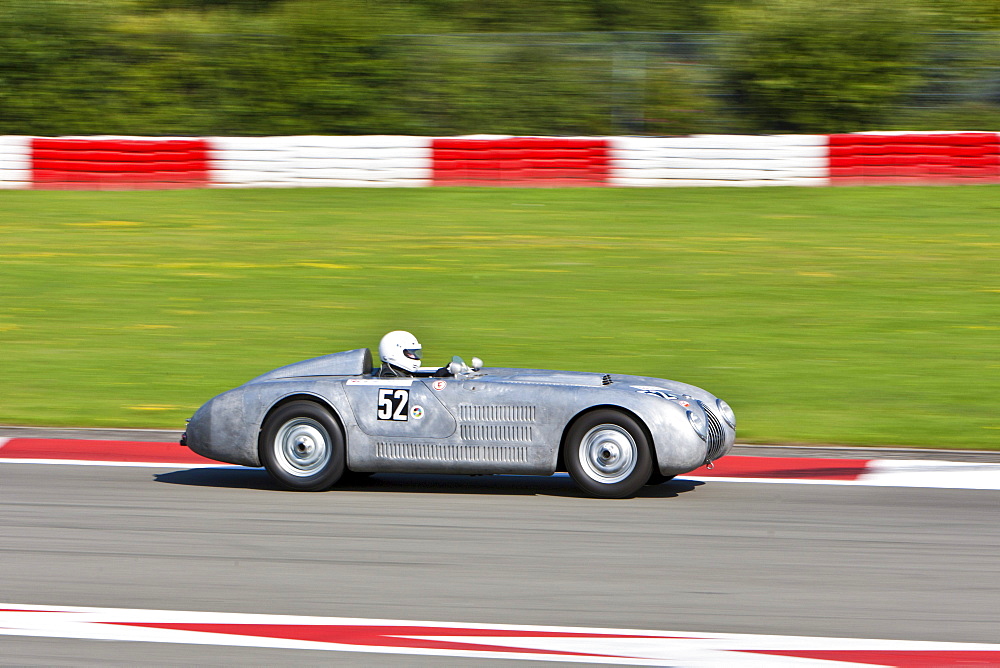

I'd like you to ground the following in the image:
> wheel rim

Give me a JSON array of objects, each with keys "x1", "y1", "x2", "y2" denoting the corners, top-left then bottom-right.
[
  {"x1": 273, "y1": 417, "x2": 330, "y2": 477},
  {"x1": 578, "y1": 424, "x2": 637, "y2": 484}
]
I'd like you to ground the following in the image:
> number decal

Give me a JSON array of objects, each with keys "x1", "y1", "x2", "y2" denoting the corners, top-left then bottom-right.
[{"x1": 377, "y1": 388, "x2": 410, "y2": 421}]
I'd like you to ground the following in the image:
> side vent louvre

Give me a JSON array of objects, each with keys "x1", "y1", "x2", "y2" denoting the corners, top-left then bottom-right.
[
  {"x1": 458, "y1": 404, "x2": 536, "y2": 423},
  {"x1": 460, "y1": 424, "x2": 533, "y2": 443},
  {"x1": 376, "y1": 442, "x2": 528, "y2": 463},
  {"x1": 602, "y1": 374, "x2": 613, "y2": 386}
]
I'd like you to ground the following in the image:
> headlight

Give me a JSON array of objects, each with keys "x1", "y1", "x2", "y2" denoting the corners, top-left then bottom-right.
[
  {"x1": 716, "y1": 398, "x2": 736, "y2": 428},
  {"x1": 687, "y1": 410, "x2": 707, "y2": 440}
]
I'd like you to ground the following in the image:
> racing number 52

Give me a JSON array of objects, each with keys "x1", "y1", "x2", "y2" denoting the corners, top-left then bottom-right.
[{"x1": 377, "y1": 388, "x2": 409, "y2": 421}]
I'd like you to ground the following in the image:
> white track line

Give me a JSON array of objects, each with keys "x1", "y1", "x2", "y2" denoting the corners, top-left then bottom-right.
[
  {"x1": 682, "y1": 461, "x2": 1000, "y2": 490},
  {"x1": 2, "y1": 603, "x2": 999, "y2": 666},
  {"x1": 859, "y1": 459, "x2": 1000, "y2": 490},
  {"x1": 3, "y1": 451, "x2": 999, "y2": 490}
]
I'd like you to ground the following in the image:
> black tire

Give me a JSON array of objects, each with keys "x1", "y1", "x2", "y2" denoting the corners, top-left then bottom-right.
[
  {"x1": 565, "y1": 409, "x2": 653, "y2": 499},
  {"x1": 339, "y1": 469, "x2": 374, "y2": 485},
  {"x1": 645, "y1": 471, "x2": 676, "y2": 486},
  {"x1": 259, "y1": 401, "x2": 345, "y2": 491}
]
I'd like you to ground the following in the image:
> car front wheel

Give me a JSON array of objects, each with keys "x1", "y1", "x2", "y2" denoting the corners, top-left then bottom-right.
[
  {"x1": 259, "y1": 401, "x2": 345, "y2": 491},
  {"x1": 565, "y1": 409, "x2": 653, "y2": 498}
]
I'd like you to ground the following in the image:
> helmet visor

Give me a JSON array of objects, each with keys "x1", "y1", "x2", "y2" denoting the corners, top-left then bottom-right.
[{"x1": 403, "y1": 348, "x2": 422, "y2": 361}]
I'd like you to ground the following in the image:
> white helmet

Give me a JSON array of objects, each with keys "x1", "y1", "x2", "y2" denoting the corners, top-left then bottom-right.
[{"x1": 379, "y1": 330, "x2": 422, "y2": 373}]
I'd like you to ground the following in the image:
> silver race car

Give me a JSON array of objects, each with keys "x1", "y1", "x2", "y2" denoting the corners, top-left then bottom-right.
[{"x1": 182, "y1": 348, "x2": 735, "y2": 498}]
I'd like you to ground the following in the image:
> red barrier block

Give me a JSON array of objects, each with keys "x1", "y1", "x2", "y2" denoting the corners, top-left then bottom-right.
[
  {"x1": 828, "y1": 145, "x2": 857, "y2": 158},
  {"x1": 828, "y1": 134, "x2": 866, "y2": 146},
  {"x1": 31, "y1": 137, "x2": 210, "y2": 190},
  {"x1": 829, "y1": 166, "x2": 860, "y2": 178},
  {"x1": 828, "y1": 132, "x2": 1000, "y2": 185},
  {"x1": 431, "y1": 137, "x2": 610, "y2": 187},
  {"x1": 829, "y1": 156, "x2": 858, "y2": 169}
]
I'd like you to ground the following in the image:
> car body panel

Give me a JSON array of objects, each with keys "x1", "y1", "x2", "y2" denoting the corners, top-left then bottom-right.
[{"x1": 184, "y1": 349, "x2": 735, "y2": 478}]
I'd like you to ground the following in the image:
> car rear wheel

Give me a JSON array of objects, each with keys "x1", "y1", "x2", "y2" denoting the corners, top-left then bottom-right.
[
  {"x1": 565, "y1": 409, "x2": 653, "y2": 498},
  {"x1": 259, "y1": 401, "x2": 344, "y2": 491}
]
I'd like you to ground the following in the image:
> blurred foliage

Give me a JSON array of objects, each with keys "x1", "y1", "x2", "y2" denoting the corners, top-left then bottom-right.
[
  {"x1": 891, "y1": 102, "x2": 1000, "y2": 130},
  {"x1": 641, "y1": 64, "x2": 722, "y2": 135},
  {"x1": 0, "y1": 0, "x2": 998, "y2": 135},
  {"x1": 923, "y1": 0, "x2": 1000, "y2": 29},
  {"x1": 718, "y1": 0, "x2": 930, "y2": 132}
]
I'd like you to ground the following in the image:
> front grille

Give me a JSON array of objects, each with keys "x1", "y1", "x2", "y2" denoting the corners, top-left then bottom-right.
[{"x1": 698, "y1": 400, "x2": 727, "y2": 463}]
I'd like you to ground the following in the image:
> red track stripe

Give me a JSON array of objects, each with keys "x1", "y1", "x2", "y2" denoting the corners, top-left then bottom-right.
[
  {"x1": 0, "y1": 438, "x2": 216, "y2": 465},
  {"x1": 107, "y1": 622, "x2": 677, "y2": 658},
  {"x1": 0, "y1": 438, "x2": 875, "y2": 480},
  {"x1": 687, "y1": 455, "x2": 870, "y2": 480}
]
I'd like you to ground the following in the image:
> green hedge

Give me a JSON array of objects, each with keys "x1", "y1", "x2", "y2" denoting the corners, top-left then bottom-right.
[{"x1": 0, "y1": 0, "x2": 997, "y2": 136}]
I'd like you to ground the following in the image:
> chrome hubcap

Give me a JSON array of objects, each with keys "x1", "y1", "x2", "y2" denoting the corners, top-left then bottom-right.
[
  {"x1": 274, "y1": 418, "x2": 330, "y2": 477},
  {"x1": 579, "y1": 424, "x2": 637, "y2": 484}
]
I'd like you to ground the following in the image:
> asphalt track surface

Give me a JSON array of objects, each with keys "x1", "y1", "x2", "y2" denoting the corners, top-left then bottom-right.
[{"x1": 3, "y1": 452, "x2": 1000, "y2": 666}]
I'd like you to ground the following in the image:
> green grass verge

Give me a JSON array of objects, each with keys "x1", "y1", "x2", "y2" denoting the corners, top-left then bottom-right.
[{"x1": 1, "y1": 186, "x2": 998, "y2": 449}]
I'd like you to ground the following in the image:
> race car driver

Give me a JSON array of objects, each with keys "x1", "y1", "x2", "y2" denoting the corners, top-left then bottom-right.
[{"x1": 377, "y1": 330, "x2": 450, "y2": 377}]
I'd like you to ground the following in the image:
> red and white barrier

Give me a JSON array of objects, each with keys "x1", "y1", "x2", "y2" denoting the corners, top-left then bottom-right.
[
  {"x1": 0, "y1": 136, "x2": 31, "y2": 190},
  {"x1": 10, "y1": 133, "x2": 1000, "y2": 189}
]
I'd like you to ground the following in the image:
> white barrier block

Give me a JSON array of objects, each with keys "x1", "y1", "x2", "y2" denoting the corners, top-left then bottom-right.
[
  {"x1": 762, "y1": 156, "x2": 829, "y2": 169},
  {"x1": 208, "y1": 136, "x2": 435, "y2": 187},
  {"x1": 210, "y1": 136, "x2": 309, "y2": 151},
  {"x1": 617, "y1": 158, "x2": 813, "y2": 171},
  {"x1": 610, "y1": 177, "x2": 827, "y2": 188},
  {"x1": 284, "y1": 167, "x2": 431, "y2": 181},
  {"x1": 292, "y1": 146, "x2": 432, "y2": 160},
  {"x1": 209, "y1": 160, "x2": 295, "y2": 172},
  {"x1": 0, "y1": 136, "x2": 32, "y2": 153},
  {"x1": 608, "y1": 134, "x2": 831, "y2": 185},
  {"x1": 771, "y1": 167, "x2": 829, "y2": 179},
  {"x1": 209, "y1": 150, "x2": 298, "y2": 163},
  {"x1": 287, "y1": 157, "x2": 431, "y2": 171},
  {"x1": 211, "y1": 170, "x2": 297, "y2": 184},
  {"x1": 285, "y1": 135, "x2": 434, "y2": 149},
  {"x1": 209, "y1": 181, "x2": 296, "y2": 189},
  {"x1": 277, "y1": 177, "x2": 431, "y2": 187},
  {"x1": 610, "y1": 135, "x2": 827, "y2": 151},
  {"x1": 633, "y1": 168, "x2": 781, "y2": 181},
  {"x1": 0, "y1": 136, "x2": 32, "y2": 183},
  {"x1": 611, "y1": 148, "x2": 827, "y2": 164}
]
